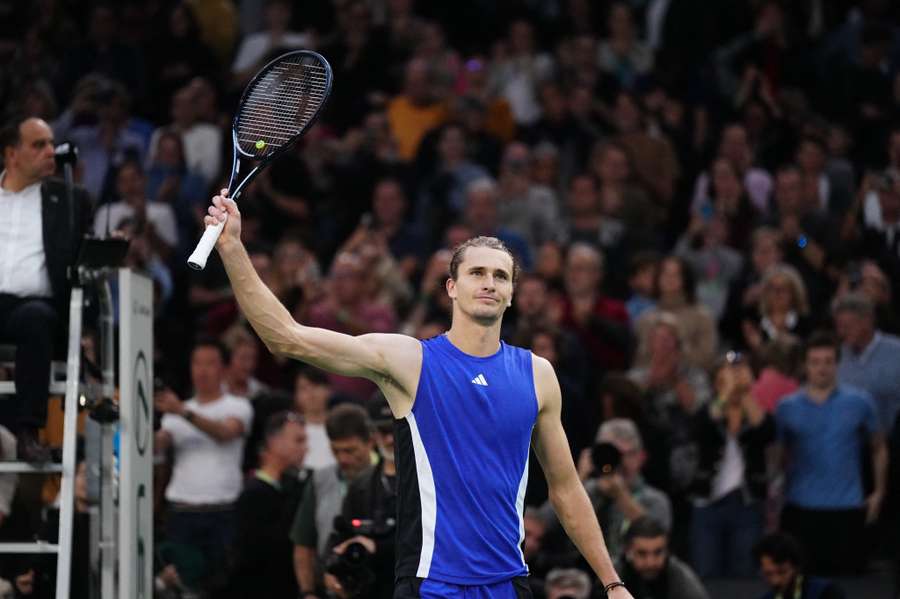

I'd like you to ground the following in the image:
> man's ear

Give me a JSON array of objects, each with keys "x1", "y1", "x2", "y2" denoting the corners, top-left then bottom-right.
[{"x1": 446, "y1": 277, "x2": 456, "y2": 300}]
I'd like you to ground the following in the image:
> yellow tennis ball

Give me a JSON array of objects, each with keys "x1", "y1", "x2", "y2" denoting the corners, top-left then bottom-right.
[{"x1": 255, "y1": 140, "x2": 266, "y2": 150}]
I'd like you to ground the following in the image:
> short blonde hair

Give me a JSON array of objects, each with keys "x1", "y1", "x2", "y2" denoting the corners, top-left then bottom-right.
[{"x1": 760, "y1": 264, "x2": 809, "y2": 316}]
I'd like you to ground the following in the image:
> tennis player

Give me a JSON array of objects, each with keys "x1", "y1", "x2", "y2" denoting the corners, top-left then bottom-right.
[{"x1": 205, "y1": 191, "x2": 633, "y2": 599}]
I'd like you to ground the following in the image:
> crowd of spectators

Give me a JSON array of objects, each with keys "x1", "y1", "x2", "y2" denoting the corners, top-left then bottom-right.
[{"x1": 1, "y1": 0, "x2": 900, "y2": 597}]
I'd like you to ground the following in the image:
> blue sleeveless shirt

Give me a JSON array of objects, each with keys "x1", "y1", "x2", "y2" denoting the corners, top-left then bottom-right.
[{"x1": 394, "y1": 334, "x2": 539, "y2": 585}]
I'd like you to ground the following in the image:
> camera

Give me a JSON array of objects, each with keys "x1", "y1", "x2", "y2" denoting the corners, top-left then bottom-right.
[
  {"x1": 590, "y1": 442, "x2": 622, "y2": 477},
  {"x1": 324, "y1": 516, "x2": 395, "y2": 598}
]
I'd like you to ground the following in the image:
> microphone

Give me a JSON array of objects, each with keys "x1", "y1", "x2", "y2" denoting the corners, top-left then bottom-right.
[{"x1": 54, "y1": 141, "x2": 79, "y2": 166}]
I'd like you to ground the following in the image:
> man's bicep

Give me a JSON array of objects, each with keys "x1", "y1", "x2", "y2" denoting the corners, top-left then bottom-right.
[{"x1": 280, "y1": 327, "x2": 417, "y2": 385}]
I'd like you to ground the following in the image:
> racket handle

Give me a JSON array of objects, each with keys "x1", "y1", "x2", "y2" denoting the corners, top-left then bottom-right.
[{"x1": 187, "y1": 217, "x2": 227, "y2": 270}]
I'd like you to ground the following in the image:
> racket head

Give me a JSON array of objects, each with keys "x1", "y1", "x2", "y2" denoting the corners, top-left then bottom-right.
[{"x1": 232, "y1": 50, "x2": 333, "y2": 162}]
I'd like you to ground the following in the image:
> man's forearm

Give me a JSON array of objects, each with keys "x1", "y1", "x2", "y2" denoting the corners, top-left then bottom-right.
[
  {"x1": 184, "y1": 411, "x2": 237, "y2": 443},
  {"x1": 873, "y1": 440, "x2": 888, "y2": 496},
  {"x1": 550, "y1": 479, "x2": 621, "y2": 586},
  {"x1": 218, "y1": 241, "x2": 303, "y2": 355},
  {"x1": 294, "y1": 545, "x2": 318, "y2": 593}
]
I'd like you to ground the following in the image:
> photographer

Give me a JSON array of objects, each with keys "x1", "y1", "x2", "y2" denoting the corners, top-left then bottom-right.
[
  {"x1": 322, "y1": 394, "x2": 397, "y2": 599},
  {"x1": 571, "y1": 419, "x2": 672, "y2": 561}
]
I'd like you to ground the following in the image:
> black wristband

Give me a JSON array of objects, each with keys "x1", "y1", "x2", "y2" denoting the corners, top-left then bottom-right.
[{"x1": 604, "y1": 581, "x2": 626, "y2": 594}]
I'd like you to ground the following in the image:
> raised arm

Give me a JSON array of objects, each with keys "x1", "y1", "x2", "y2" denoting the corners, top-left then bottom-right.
[
  {"x1": 530, "y1": 355, "x2": 633, "y2": 599},
  {"x1": 205, "y1": 192, "x2": 420, "y2": 411}
]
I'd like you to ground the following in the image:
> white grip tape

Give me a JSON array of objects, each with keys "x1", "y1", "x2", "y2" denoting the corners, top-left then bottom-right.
[{"x1": 187, "y1": 217, "x2": 227, "y2": 270}]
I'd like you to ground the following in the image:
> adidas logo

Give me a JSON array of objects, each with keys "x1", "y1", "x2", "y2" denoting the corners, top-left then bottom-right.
[{"x1": 471, "y1": 374, "x2": 488, "y2": 386}]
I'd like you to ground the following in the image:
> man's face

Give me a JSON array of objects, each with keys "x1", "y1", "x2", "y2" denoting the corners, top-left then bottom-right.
[
  {"x1": 649, "y1": 324, "x2": 679, "y2": 359},
  {"x1": 752, "y1": 234, "x2": 782, "y2": 274},
  {"x1": 834, "y1": 311, "x2": 873, "y2": 350},
  {"x1": 564, "y1": 250, "x2": 601, "y2": 296},
  {"x1": 464, "y1": 189, "x2": 498, "y2": 230},
  {"x1": 229, "y1": 342, "x2": 257, "y2": 380},
  {"x1": 190, "y1": 346, "x2": 225, "y2": 395},
  {"x1": 294, "y1": 375, "x2": 329, "y2": 413},
  {"x1": 775, "y1": 171, "x2": 803, "y2": 213},
  {"x1": 330, "y1": 256, "x2": 365, "y2": 306},
  {"x1": 447, "y1": 246, "x2": 514, "y2": 325},
  {"x1": 759, "y1": 556, "x2": 797, "y2": 592},
  {"x1": 269, "y1": 420, "x2": 308, "y2": 467},
  {"x1": 797, "y1": 141, "x2": 825, "y2": 172},
  {"x1": 720, "y1": 125, "x2": 749, "y2": 166},
  {"x1": 627, "y1": 535, "x2": 668, "y2": 581},
  {"x1": 598, "y1": 148, "x2": 629, "y2": 183},
  {"x1": 879, "y1": 184, "x2": 900, "y2": 222},
  {"x1": 597, "y1": 434, "x2": 645, "y2": 482},
  {"x1": 530, "y1": 332, "x2": 557, "y2": 364},
  {"x1": 5, "y1": 118, "x2": 56, "y2": 183},
  {"x1": 515, "y1": 278, "x2": 547, "y2": 317},
  {"x1": 522, "y1": 515, "x2": 546, "y2": 560},
  {"x1": 567, "y1": 176, "x2": 598, "y2": 215},
  {"x1": 373, "y1": 181, "x2": 406, "y2": 225},
  {"x1": 116, "y1": 164, "x2": 145, "y2": 200},
  {"x1": 330, "y1": 436, "x2": 373, "y2": 479},
  {"x1": 805, "y1": 346, "x2": 837, "y2": 389}
]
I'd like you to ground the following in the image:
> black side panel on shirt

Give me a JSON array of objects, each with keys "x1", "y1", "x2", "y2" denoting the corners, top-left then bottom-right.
[{"x1": 394, "y1": 417, "x2": 424, "y2": 581}]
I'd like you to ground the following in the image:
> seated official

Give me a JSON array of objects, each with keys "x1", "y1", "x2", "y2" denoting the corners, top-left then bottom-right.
[
  {"x1": 753, "y1": 533, "x2": 846, "y2": 599},
  {"x1": 617, "y1": 517, "x2": 709, "y2": 599},
  {"x1": 0, "y1": 116, "x2": 91, "y2": 462}
]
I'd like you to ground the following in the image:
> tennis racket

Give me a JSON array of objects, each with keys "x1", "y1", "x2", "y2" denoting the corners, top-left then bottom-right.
[{"x1": 187, "y1": 50, "x2": 333, "y2": 270}]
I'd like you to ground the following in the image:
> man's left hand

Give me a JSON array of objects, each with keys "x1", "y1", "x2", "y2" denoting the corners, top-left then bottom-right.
[{"x1": 596, "y1": 473, "x2": 627, "y2": 500}]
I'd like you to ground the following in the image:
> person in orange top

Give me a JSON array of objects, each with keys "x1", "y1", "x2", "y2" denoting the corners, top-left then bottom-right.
[{"x1": 387, "y1": 58, "x2": 449, "y2": 161}]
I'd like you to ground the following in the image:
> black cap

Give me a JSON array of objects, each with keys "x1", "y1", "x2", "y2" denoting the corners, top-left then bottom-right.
[{"x1": 367, "y1": 391, "x2": 393, "y2": 425}]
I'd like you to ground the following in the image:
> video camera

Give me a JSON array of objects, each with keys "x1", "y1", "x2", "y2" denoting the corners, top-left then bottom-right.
[
  {"x1": 590, "y1": 442, "x2": 622, "y2": 477},
  {"x1": 324, "y1": 515, "x2": 396, "y2": 598}
]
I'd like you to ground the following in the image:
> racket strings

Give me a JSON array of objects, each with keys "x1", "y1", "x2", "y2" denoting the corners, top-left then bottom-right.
[{"x1": 236, "y1": 58, "x2": 330, "y2": 158}]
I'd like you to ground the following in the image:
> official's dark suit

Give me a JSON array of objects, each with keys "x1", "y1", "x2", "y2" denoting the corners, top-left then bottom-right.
[{"x1": 0, "y1": 177, "x2": 91, "y2": 430}]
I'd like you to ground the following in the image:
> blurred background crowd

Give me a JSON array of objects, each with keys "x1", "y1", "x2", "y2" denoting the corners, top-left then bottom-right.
[{"x1": 1, "y1": 0, "x2": 900, "y2": 597}]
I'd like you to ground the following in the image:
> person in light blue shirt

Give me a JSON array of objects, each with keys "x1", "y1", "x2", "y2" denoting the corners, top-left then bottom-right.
[
  {"x1": 833, "y1": 292, "x2": 900, "y2": 434},
  {"x1": 775, "y1": 331, "x2": 888, "y2": 576}
]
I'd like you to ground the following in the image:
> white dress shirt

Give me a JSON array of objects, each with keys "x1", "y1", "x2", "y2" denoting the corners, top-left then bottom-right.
[{"x1": 0, "y1": 173, "x2": 53, "y2": 298}]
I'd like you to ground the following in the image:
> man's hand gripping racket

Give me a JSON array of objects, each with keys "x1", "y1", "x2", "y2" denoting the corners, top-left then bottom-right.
[{"x1": 188, "y1": 50, "x2": 333, "y2": 269}]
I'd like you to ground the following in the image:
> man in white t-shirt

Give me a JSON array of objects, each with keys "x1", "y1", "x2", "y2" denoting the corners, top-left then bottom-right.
[{"x1": 155, "y1": 339, "x2": 253, "y2": 580}]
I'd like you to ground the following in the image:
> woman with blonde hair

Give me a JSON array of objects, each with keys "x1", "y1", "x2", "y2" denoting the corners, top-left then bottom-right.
[{"x1": 740, "y1": 264, "x2": 811, "y2": 353}]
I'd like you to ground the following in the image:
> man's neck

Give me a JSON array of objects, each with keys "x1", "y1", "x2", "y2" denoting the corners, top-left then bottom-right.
[
  {"x1": 446, "y1": 315, "x2": 502, "y2": 357},
  {"x1": 305, "y1": 408, "x2": 327, "y2": 424},
  {"x1": 806, "y1": 384, "x2": 835, "y2": 403},
  {"x1": 852, "y1": 330, "x2": 876, "y2": 354},
  {"x1": 258, "y1": 461, "x2": 285, "y2": 484},
  {"x1": 1, "y1": 171, "x2": 40, "y2": 193},
  {"x1": 226, "y1": 374, "x2": 248, "y2": 395},
  {"x1": 195, "y1": 390, "x2": 223, "y2": 403}
]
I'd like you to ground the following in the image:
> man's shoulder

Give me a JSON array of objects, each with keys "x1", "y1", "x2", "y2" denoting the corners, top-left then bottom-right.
[
  {"x1": 639, "y1": 482, "x2": 670, "y2": 504},
  {"x1": 220, "y1": 393, "x2": 253, "y2": 408},
  {"x1": 777, "y1": 391, "x2": 806, "y2": 411},
  {"x1": 667, "y1": 555, "x2": 708, "y2": 597},
  {"x1": 876, "y1": 333, "x2": 900, "y2": 352},
  {"x1": 833, "y1": 385, "x2": 875, "y2": 406},
  {"x1": 41, "y1": 178, "x2": 91, "y2": 202}
]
